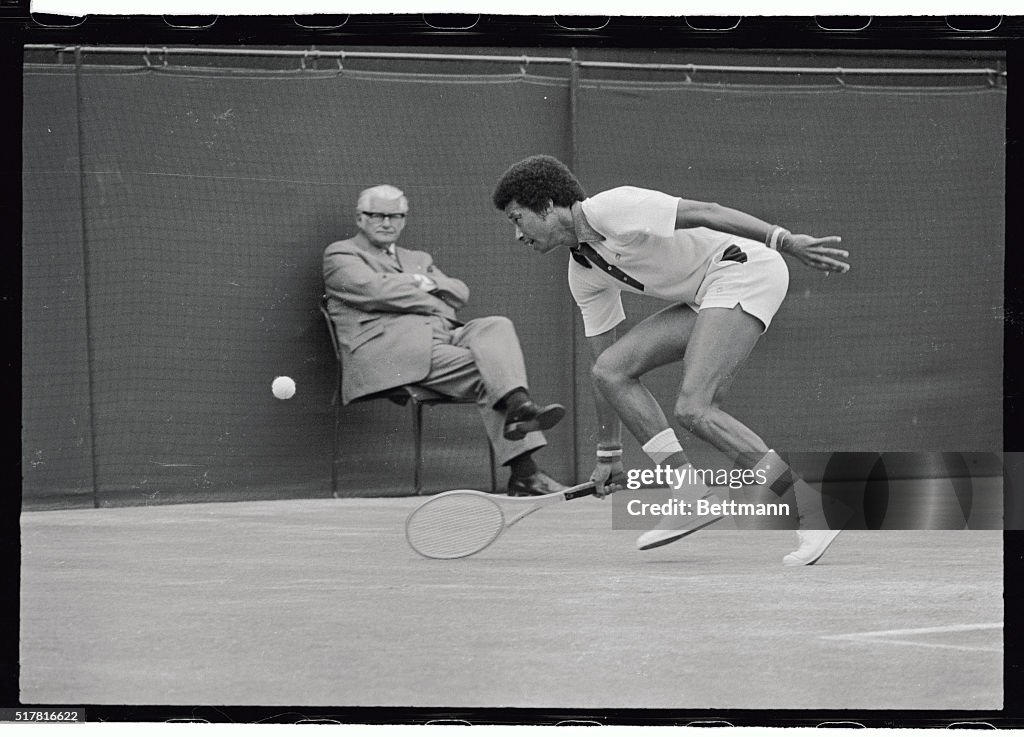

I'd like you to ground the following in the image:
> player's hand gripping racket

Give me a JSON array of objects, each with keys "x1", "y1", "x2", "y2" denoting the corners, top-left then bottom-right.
[{"x1": 405, "y1": 481, "x2": 602, "y2": 559}]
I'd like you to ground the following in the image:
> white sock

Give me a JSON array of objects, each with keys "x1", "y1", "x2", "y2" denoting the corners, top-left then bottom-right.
[{"x1": 642, "y1": 428, "x2": 683, "y2": 465}]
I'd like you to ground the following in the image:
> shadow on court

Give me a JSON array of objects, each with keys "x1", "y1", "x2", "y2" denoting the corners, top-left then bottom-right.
[{"x1": 20, "y1": 498, "x2": 1002, "y2": 709}]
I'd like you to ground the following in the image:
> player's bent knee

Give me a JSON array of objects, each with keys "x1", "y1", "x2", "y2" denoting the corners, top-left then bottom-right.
[
  {"x1": 673, "y1": 398, "x2": 713, "y2": 436},
  {"x1": 591, "y1": 355, "x2": 627, "y2": 390}
]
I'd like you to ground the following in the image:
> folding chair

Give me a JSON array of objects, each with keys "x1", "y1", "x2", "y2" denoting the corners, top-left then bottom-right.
[{"x1": 320, "y1": 295, "x2": 498, "y2": 496}]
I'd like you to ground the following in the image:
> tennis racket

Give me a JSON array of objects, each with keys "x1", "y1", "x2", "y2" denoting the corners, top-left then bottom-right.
[{"x1": 405, "y1": 480, "x2": 602, "y2": 559}]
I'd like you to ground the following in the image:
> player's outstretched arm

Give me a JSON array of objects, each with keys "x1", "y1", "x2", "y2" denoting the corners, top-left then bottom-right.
[
  {"x1": 779, "y1": 233, "x2": 851, "y2": 274},
  {"x1": 674, "y1": 200, "x2": 850, "y2": 275}
]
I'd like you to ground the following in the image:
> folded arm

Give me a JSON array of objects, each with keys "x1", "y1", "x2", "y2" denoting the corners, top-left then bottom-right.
[
  {"x1": 424, "y1": 267, "x2": 470, "y2": 309},
  {"x1": 324, "y1": 251, "x2": 468, "y2": 314}
]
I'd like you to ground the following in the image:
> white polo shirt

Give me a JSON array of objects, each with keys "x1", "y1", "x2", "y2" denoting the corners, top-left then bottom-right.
[{"x1": 569, "y1": 186, "x2": 770, "y2": 336}]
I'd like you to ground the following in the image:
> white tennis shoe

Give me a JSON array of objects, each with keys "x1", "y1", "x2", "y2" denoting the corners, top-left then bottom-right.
[
  {"x1": 636, "y1": 494, "x2": 725, "y2": 551},
  {"x1": 783, "y1": 529, "x2": 841, "y2": 566}
]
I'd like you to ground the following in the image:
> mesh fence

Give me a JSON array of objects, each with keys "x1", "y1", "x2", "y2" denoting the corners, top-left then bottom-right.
[
  {"x1": 574, "y1": 78, "x2": 1005, "y2": 479},
  {"x1": 22, "y1": 54, "x2": 1005, "y2": 506},
  {"x1": 23, "y1": 69, "x2": 95, "y2": 507}
]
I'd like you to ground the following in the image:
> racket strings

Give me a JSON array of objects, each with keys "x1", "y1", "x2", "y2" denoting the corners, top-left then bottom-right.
[{"x1": 406, "y1": 493, "x2": 506, "y2": 559}]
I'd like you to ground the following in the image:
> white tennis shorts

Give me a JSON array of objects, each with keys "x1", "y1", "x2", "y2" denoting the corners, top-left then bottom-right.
[{"x1": 693, "y1": 245, "x2": 790, "y2": 331}]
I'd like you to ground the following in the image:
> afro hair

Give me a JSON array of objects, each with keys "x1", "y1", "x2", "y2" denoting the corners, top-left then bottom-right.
[{"x1": 492, "y1": 154, "x2": 586, "y2": 213}]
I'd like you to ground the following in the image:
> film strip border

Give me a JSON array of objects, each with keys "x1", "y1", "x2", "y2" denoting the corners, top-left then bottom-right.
[
  {"x1": 3, "y1": 10, "x2": 1021, "y2": 730},
  {"x1": 1, "y1": 13, "x2": 1022, "y2": 41}
]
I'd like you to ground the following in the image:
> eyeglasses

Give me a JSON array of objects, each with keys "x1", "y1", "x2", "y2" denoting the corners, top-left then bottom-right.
[{"x1": 361, "y1": 212, "x2": 407, "y2": 224}]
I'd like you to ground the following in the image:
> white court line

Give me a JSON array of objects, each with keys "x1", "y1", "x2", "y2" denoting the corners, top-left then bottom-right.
[{"x1": 822, "y1": 623, "x2": 1003, "y2": 653}]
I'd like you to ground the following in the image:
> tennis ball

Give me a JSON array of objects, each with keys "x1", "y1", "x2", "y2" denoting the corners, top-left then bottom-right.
[{"x1": 272, "y1": 376, "x2": 296, "y2": 400}]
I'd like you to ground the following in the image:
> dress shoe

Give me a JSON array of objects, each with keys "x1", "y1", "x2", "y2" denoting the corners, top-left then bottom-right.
[
  {"x1": 503, "y1": 401, "x2": 566, "y2": 440},
  {"x1": 508, "y1": 471, "x2": 567, "y2": 497}
]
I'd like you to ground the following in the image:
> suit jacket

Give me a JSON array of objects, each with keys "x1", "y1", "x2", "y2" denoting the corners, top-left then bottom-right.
[{"x1": 323, "y1": 236, "x2": 470, "y2": 404}]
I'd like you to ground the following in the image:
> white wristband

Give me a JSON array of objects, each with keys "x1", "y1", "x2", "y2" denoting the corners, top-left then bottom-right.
[
  {"x1": 596, "y1": 448, "x2": 623, "y2": 459},
  {"x1": 768, "y1": 227, "x2": 789, "y2": 251}
]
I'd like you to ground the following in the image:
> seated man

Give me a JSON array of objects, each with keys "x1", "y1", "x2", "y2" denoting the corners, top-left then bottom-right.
[{"x1": 323, "y1": 184, "x2": 567, "y2": 496}]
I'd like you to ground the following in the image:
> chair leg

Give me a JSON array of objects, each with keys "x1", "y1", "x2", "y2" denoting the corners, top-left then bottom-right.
[
  {"x1": 410, "y1": 399, "x2": 499, "y2": 495},
  {"x1": 331, "y1": 375, "x2": 341, "y2": 498},
  {"x1": 412, "y1": 400, "x2": 424, "y2": 495},
  {"x1": 488, "y1": 442, "x2": 498, "y2": 493}
]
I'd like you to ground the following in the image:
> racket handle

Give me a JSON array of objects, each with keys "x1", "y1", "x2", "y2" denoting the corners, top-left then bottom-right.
[{"x1": 563, "y1": 481, "x2": 598, "y2": 501}]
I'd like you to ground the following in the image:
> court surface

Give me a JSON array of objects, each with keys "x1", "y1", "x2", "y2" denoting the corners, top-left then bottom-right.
[{"x1": 20, "y1": 497, "x2": 1003, "y2": 709}]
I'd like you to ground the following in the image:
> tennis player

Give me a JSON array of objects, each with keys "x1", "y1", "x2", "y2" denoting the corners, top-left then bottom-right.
[{"x1": 492, "y1": 155, "x2": 851, "y2": 566}]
